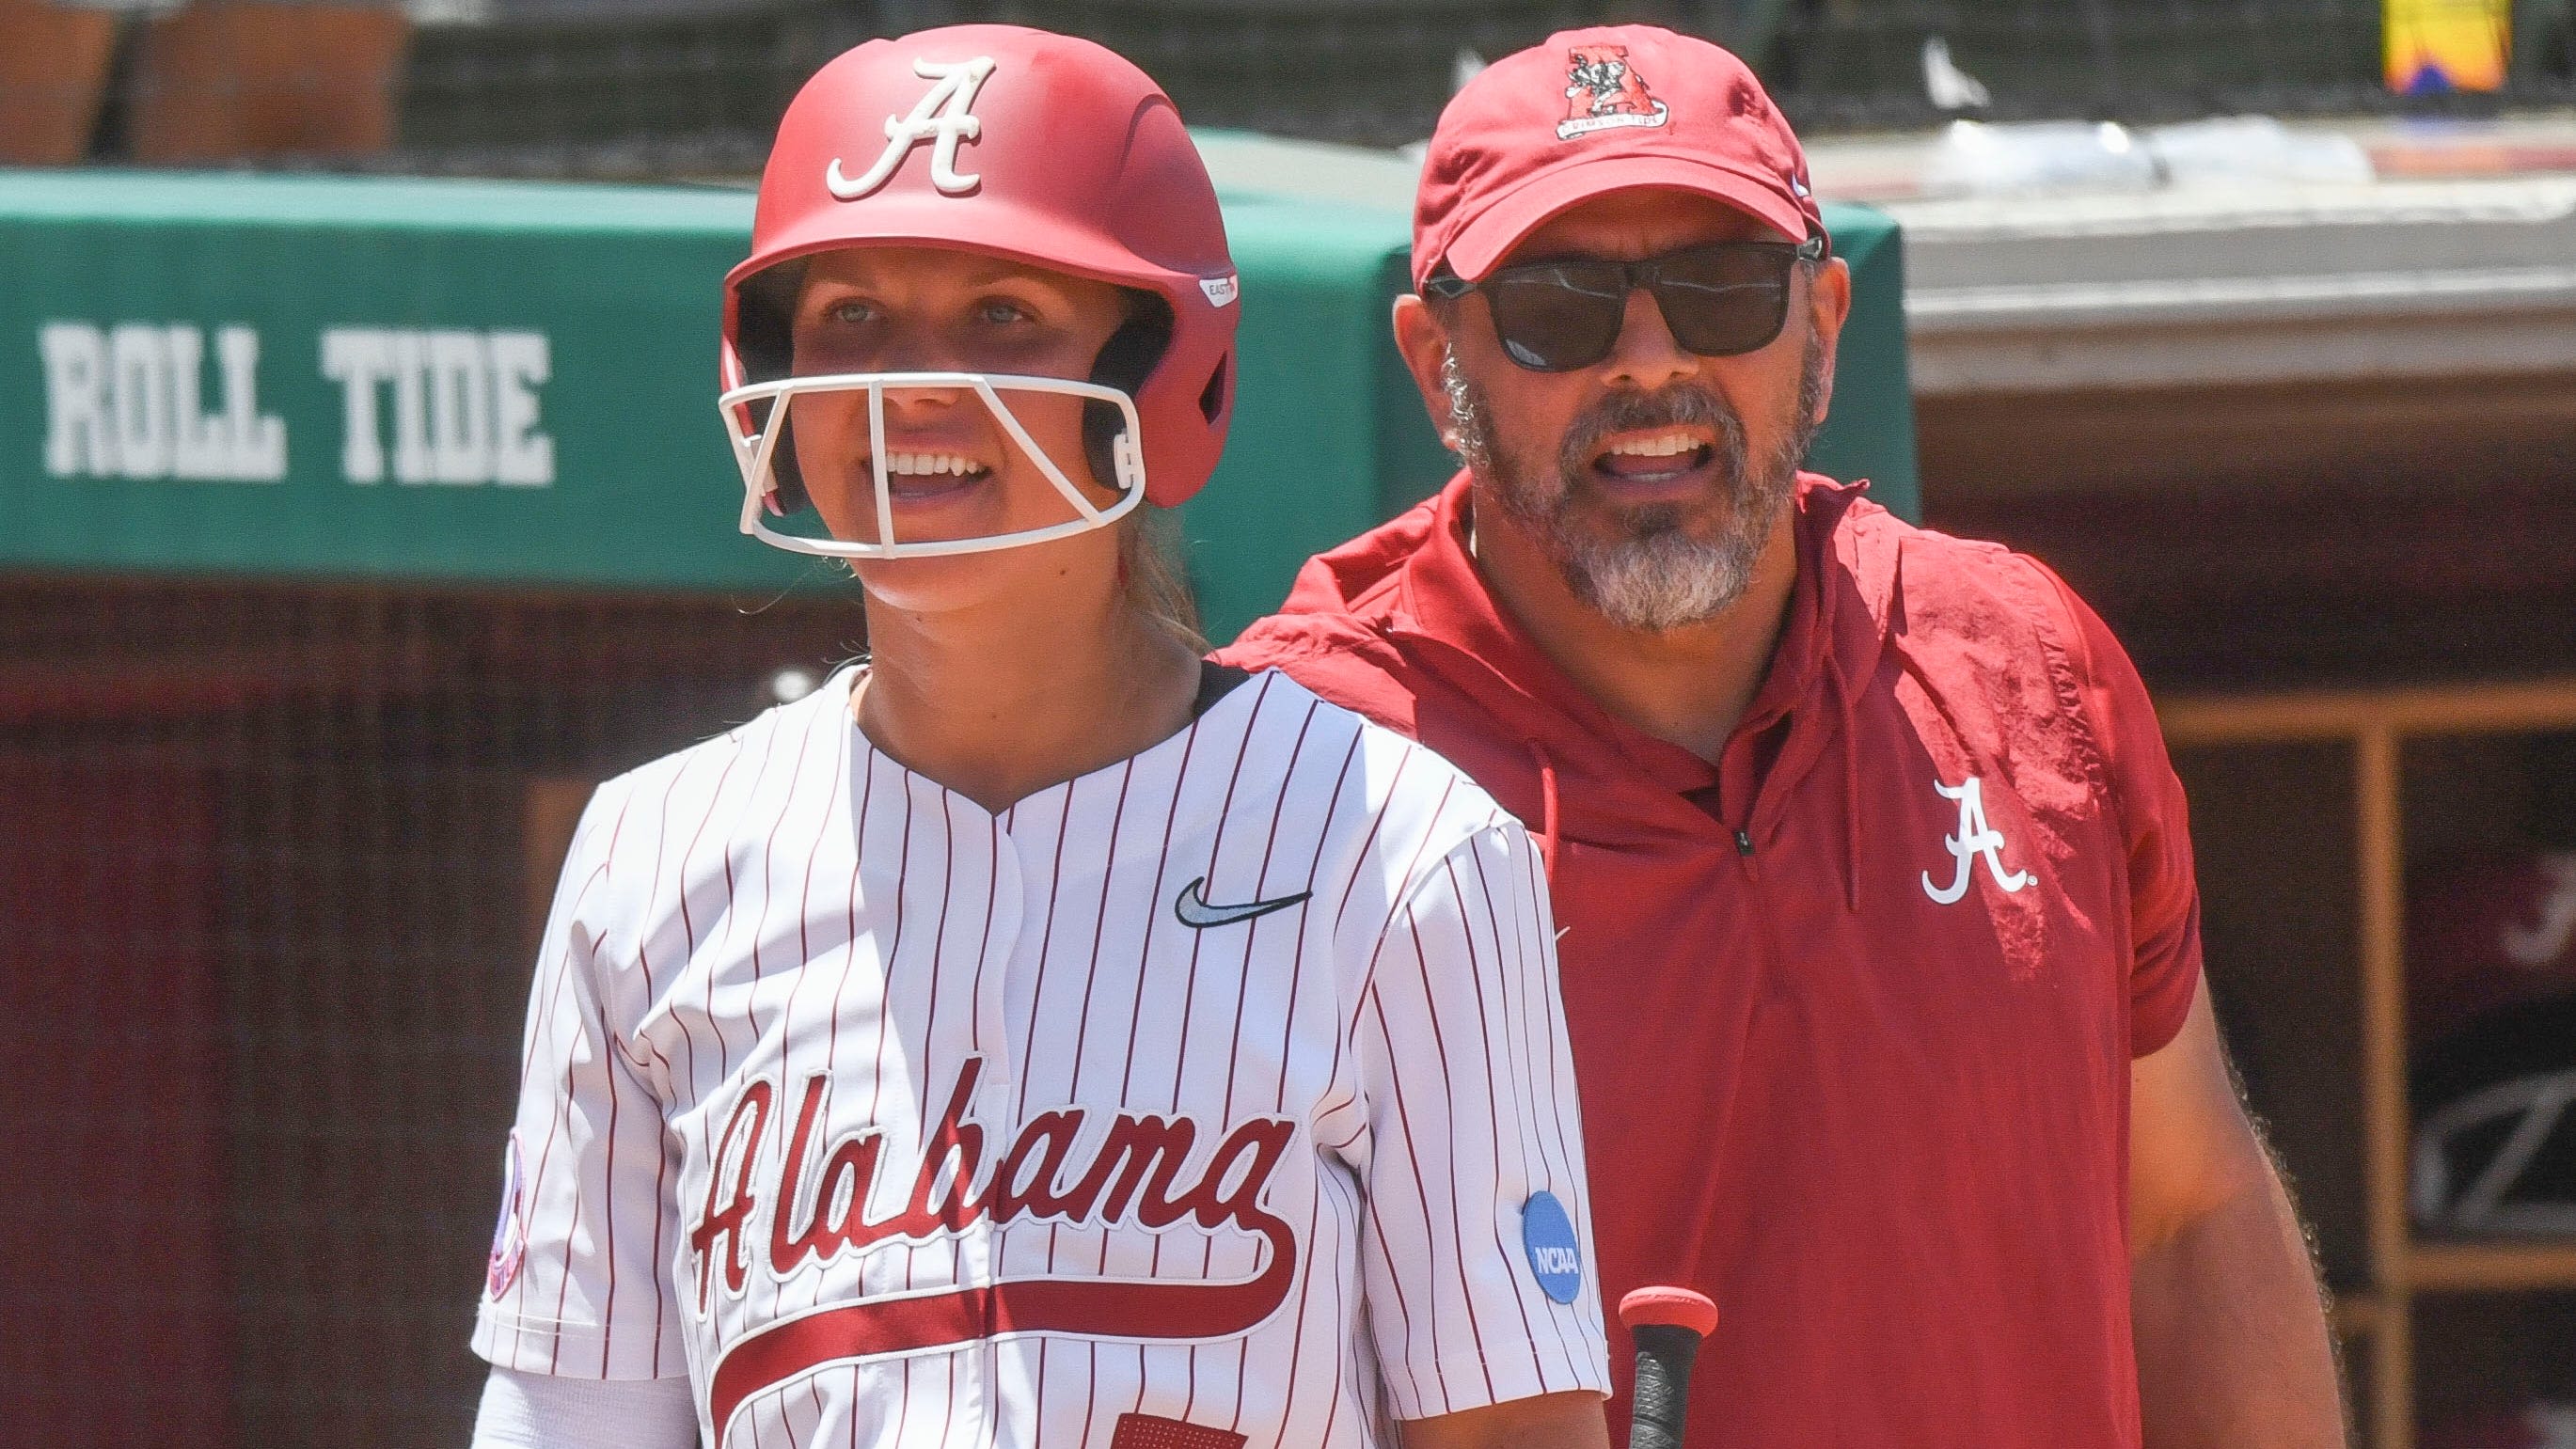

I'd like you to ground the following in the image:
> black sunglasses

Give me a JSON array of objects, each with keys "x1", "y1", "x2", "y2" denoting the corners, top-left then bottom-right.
[{"x1": 1423, "y1": 235, "x2": 1828, "y2": 372}]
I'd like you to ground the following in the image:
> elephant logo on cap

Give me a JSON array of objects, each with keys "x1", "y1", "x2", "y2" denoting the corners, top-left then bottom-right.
[{"x1": 1558, "y1": 45, "x2": 1670, "y2": 139}]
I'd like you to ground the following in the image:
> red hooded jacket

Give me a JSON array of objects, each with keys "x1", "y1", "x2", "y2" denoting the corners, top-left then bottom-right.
[{"x1": 1217, "y1": 474, "x2": 2202, "y2": 1449}]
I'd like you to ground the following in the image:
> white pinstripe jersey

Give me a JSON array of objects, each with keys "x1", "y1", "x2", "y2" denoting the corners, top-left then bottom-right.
[{"x1": 472, "y1": 667, "x2": 1610, "y2": 1448}]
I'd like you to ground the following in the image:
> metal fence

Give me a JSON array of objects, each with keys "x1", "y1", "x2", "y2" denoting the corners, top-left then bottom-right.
[
  {"x1": 0, "y1": 576, "x2": 863, "y2": 1447},
  {"x1": 393, "y1": 0, "x2": 2576, "y2": 166},
  {"x1": 9, "y1": 0, "x2": 2573, "y2": 176},
  {"x1": 1767, "y1": 0, "x2": 2573, "y2": 131}
]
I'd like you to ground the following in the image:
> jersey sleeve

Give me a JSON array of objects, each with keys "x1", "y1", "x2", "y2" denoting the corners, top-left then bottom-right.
[
  {"x1": 470, "y1": 1366, "x2": 701, "y2": 1449},
  {"x1": 2041, "y1": 565, "x2": 2205, "y2": 1058},
  {"x1": 471, "y1": 775, "x2": 689, "y2": 1380},
  {"x1": 1349, "y1": 816, "x2": 1613, "y2": 1420}
]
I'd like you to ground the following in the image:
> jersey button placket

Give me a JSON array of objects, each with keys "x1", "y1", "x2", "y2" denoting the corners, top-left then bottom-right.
[
  {"x1": 977, "y1": 810, "x2": 1025, "y2": 1102},
  {"x1": 966, "y1": 811, "x2": 1021, "y2": 1440}
]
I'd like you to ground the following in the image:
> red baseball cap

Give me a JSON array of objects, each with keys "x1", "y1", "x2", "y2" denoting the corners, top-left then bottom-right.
[{"x1": 1414, "y1": 24, "x2": 1824, "y2": 289}]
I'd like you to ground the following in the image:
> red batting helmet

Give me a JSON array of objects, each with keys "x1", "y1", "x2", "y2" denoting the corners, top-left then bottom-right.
[{"x1": 718, "y1": 24, "x2": 1239, "y2": 559}]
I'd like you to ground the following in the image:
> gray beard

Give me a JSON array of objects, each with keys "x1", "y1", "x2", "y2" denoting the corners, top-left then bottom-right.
[{"x1": 1445, "y1": 337, "x2": 1825, "y2": 634}]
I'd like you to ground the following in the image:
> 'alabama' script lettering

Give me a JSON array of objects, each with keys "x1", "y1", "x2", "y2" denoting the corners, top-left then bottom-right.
[
  {"x1": 693, "y1": 1056, "x2": 1304, "y2": 1441},
  {"x1": 690, "y1": 1056, "x2": 1297, "y2": 1300}
]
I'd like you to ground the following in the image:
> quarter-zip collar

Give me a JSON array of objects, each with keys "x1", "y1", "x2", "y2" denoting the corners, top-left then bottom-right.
[{"x1": 1293, "y1": 469, "x2": 1891, "y2": 905}]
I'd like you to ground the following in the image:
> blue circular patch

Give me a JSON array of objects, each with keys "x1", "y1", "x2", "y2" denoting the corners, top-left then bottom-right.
[{"x1": 1521, "y1": 1190, "x2": 1583, "y2": 1305}]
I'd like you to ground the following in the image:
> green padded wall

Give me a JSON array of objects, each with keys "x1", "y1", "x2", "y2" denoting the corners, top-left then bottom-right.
[{"x1": 0, "y1": 168, "x2": 1916, "y2": 640}]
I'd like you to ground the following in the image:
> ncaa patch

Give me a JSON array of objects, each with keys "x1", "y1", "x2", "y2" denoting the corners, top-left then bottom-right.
[
  {"x1": 486, "y1": 1132, "x2": 529, "y2": 1299},
  {"x1": 1521, "y1": 1189, "x2": 1583, "y2": 1304}
]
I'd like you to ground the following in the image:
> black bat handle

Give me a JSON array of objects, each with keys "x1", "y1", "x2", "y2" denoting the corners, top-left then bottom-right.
[
  {"x1": 1626, "y1": 1321, "x2": 1704, "y2": 1449},
  {"x1": 1618, "y1": 1285, "x2": 1717, "y2": 1449}
]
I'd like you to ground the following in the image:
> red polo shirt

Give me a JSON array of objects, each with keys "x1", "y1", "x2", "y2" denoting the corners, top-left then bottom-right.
[{"x1": 1217, "y1": 475, "x2": 2201, "y2": 1449}]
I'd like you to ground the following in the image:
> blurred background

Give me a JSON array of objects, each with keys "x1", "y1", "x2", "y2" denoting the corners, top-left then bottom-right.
[{"x1": 3, "y1": 2, "x2": 2575, "y2": 1447}]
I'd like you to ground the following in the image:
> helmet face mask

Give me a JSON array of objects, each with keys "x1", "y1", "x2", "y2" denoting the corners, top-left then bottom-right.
[
  {"x1": 719, "y1": 368, "x2": 1147, "y2": 560},
  {"x1": 721, "y1": 25, "x2": 1238, "y2": 561}
]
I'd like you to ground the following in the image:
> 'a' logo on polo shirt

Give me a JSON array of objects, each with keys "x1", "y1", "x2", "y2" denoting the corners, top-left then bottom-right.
[{"x1": 1922, "y1": 776, "x2": 2034, "y2": 905}]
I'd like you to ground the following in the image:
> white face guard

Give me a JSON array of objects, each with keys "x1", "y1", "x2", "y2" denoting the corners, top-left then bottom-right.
[{"x1": 717, "y1": 370, "x2": 1147, "y2": 560}]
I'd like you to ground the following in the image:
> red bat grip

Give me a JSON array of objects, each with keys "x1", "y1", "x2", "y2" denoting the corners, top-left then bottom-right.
[{"x1": 1619, "y1": 1287, "x2": 1717, "y2": 1449}]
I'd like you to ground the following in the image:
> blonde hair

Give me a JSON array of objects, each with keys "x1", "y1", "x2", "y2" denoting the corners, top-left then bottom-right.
[{"x1": 1119, "y1": 506, "x2": 1206, "y2": 653}]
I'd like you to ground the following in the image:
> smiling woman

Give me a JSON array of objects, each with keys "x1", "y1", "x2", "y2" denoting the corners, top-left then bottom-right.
[
  {"x1": 730, "y1": 245, "x2": 1203, "y2": 643},
  {"x1": 465, "y1": 23, "x2": 1613, "y2": 1449}
]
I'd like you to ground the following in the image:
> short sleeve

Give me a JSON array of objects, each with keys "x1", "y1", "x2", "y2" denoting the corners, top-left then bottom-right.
[
  {"x1": 471, "y1": 777, "x2": 689, "y2": 1380},
  {"x1": 2042, "y1": 565, "x2": 2205, "y2": 1057},
  {"x1": 1351, "y1": 818, "x2": 1613, "y2": 1420}
]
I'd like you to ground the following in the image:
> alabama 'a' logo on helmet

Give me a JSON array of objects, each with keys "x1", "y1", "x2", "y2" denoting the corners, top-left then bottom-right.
[
  {"x1": 826, "y1": 55, "x2": 998, "y2": 200},
  {"x1": 1557, "y1": 44, "x2": 1669, "y2": 139}
]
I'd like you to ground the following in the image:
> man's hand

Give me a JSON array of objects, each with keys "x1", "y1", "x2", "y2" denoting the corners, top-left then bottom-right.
[
  {"x1": 1400, "y1": 1390, "x2": 1613, "y2": 1449},
  {"x1": 2130, "y1": 976, "x2": 2347, "y2": 1447}
]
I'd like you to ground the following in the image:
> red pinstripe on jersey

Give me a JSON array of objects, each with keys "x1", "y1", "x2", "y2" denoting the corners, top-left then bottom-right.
[{"x1": 473, "y1": 667, "x2": 1608, "y2": 1445}]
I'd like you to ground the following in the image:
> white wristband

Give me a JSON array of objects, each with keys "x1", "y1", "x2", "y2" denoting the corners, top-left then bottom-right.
[{"x1": 468, "y1": 1365, "x2": 699, "y2": 1449}]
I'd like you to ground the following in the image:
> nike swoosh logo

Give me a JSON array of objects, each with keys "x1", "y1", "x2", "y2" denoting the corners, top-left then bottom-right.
[{"x1": 1174, "y1": 877, "x2": 1312, "y2": 930}]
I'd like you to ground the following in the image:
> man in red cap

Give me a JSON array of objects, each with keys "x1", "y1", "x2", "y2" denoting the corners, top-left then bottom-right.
[{"x1": 1220, "y1": 24, "x2": 2347, "y2": 1448}]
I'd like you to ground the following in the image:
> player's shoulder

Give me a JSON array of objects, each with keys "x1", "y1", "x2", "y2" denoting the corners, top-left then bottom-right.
[
  {"x1": 603, "y1": 667, "x2": 846, "y2": 806},
  {"x1": 1246, "y1": 668, "x2": 1512, "y2": 827},
  {"x1": 569, "y1": 669, "x2": 852, "y2": 897},
  {"x1": 1238, "y1": 670, "x2": 1525, "y2": 911},
  {"x1": 538, "y1": 673, "x2": 854, "y2": 1011}
]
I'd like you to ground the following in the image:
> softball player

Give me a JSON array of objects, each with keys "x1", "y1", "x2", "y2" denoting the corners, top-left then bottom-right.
[{"x1": 466, "y1": 27, "x2": 1611, "y2": 1449}]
